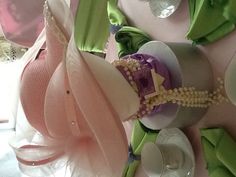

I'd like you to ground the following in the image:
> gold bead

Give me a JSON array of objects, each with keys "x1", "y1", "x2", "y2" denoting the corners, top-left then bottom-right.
[
  {"x1": 217, "y1": 77, "x2": 223, "y2": 84},
  {"x1": 160, "y1": 86, "x2": 165, "y2": 91}
]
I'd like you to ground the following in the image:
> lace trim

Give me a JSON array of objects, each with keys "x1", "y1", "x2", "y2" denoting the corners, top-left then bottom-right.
[{"x1": 43, "y1": 1, "x2": 67, "y2": 45}]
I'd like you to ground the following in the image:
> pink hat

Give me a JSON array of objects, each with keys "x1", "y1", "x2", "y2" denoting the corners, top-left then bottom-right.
[{"x1": 11, "y1": 1, "x2": 136, "y2": 176}]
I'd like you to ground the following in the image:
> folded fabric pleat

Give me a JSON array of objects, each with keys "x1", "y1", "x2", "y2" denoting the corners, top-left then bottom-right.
[
  {"x1": 211, "y1": 167, "x2": 234, "y2": 177},
  {"x1": 187, "y1": 0, "x2": 236, "y2": 44},
  {"x1": 106, "y1": 0, "x2": 152, "y2": 58},
  {"x1": 216, "y1": 130, "x2": 236, "y2": 176},
  {"x1": 201, "y1": 128, "x2": 236, "y2": 177},
  {"x1": 107, "y1": 0, "x2": 127, "y2": 26},
  {"x1": 74, "y1": 0, "x2": 129, "y2": 53},
  {"x1": 223, "y1": 0, "x2": 236, "y2": 23},
  {"x1": 74, "y1": 0, "x2": 110, "y2": 53}
]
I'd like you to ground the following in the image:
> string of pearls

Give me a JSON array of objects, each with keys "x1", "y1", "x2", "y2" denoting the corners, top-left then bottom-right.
[
  {"x1": 43, "y1": 1, "x2": 67, "y2": 44},
  {"x1": 112, "y1": 58, "x2": 228, "y2": 119},
  {"x1": 145, "y1": 78, "x2": 227, "y2": 109}
]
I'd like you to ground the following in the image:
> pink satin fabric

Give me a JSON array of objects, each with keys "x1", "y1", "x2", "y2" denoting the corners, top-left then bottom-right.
[
  {"x1": 12, "y1": 1, "x2": 128, "y2": 176},
  {"x1": 0, "y1": 0, "x2": 44, "y2": 47}
]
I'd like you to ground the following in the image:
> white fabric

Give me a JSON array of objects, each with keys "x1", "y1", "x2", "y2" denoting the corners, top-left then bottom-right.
[{"x1": 83, "y1": 52, "x2": 140, "y2": 120}]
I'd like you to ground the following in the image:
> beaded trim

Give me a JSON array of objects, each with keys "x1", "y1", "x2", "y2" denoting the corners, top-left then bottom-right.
[
  {"x1": 113, "y1": 58, "x2": 159, "y2": 118},
  {"x1": 43, "y1": 1, "x2": 67, "y2": 45},
  {"x1": 112, "y1": 58, "x2": 228, "y2": 120},
  {"x1": 113, "y1": 58, "x2": 140, "y2": 92}
]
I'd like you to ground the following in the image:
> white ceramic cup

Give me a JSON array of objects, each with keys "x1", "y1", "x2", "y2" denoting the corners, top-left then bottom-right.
[{"x1": 141, "y1": 142, "x2": 185, "y2": 177}]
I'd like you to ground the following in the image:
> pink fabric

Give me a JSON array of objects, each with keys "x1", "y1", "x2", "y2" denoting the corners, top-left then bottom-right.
[
  {"x1": 0, "y1": 0, "x2": 44, "y2": 47},
  {"x1": 20, "y1": 58, "x2": 50, "y2": 135},
  {"x1": 13, "y1": 1, "x2": 128, "y2": 176},
  {"x1": 20, "y1": 7, "x2": 67, "y2": 136},
  {"x1": 66, "y1": 40, "x2": 128, "y2": 176}
]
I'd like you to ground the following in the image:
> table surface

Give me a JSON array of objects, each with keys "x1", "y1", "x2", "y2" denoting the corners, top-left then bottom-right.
[{"x1": 106, "y1": 0, "x2": 236, "y2": 177}]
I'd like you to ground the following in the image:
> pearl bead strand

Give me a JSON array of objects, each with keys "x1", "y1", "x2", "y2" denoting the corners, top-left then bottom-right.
[{"x1": 144, "y1": 77, "x2": 227, "y2": 111}]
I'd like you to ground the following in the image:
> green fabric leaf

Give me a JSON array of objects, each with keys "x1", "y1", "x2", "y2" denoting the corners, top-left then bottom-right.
[
  {"x1": 201, "y1": 137, "x2": 222, "y2": 173},
  {"x1": 115, "y1": 26, "x2": 151, "y2": 58},
  {"x1": 216, "y1": 131, "x2": 236, "y2": 176},
  {"x1": 123, "y1": 121, "x2": 158, "y2": 177},
  {"x1": 223, "y1": 0, "x2": 236, "y2": 23},
  {"x1": 131, "y1": 121, "x2": 145, "y2": 151},
  {"x1": 188, "y1": 0, "x2": 196, "y2": 22},
  {"x1": 107, "y1": 0, "x2": 127, "y2": 26},
  {"x1": 187, "y1": 0, "x2": 236, "y2": 44},
  {"x1": 200, "y1": 128, "x2": 224, "y2": 146},
  {"x1": 74, "y1": 0, "x2": 110, "y2": 53},
  {"x1": 122, "y1": 161, "x2": 139, "y2": 177},
  {"x1": 210, "y1": 167, "x2": 235, "y2": 177},
  {"x1": 201, "y1": 128, "x2": 236, "y2": 177},
  {"x1": 187, "y1": 0, "x2": 226, "y2": 40}
]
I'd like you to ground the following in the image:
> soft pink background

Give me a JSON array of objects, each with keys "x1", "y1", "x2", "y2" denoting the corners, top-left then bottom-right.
[{"x1": 106, "y1": 0, "x2": 236, "y2": 177}]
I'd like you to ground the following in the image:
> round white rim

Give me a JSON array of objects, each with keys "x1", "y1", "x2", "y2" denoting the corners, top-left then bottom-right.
[
  {"x1": 225, "y1": 54, "x2": 236, "y2": 105},
  {"x1": 156, "y1": 128, "x2": 195, "y2": 177},
  {"x1": 138, "y1": 41, "x2": 182, "y2": 130}
]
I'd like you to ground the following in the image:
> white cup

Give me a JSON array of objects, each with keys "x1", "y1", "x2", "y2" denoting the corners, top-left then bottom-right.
[{"x1": 141, "y1": 142, "x2": 185, "y2": 177}]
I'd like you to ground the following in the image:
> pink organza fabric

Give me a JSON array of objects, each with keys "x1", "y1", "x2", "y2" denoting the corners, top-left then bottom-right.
[
  {"x1": 0, "y1": 0, "x2": 45, "y2": 47},
  {"x1": 10, "y1": 0, "x2": 128, "y2": 176}
]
